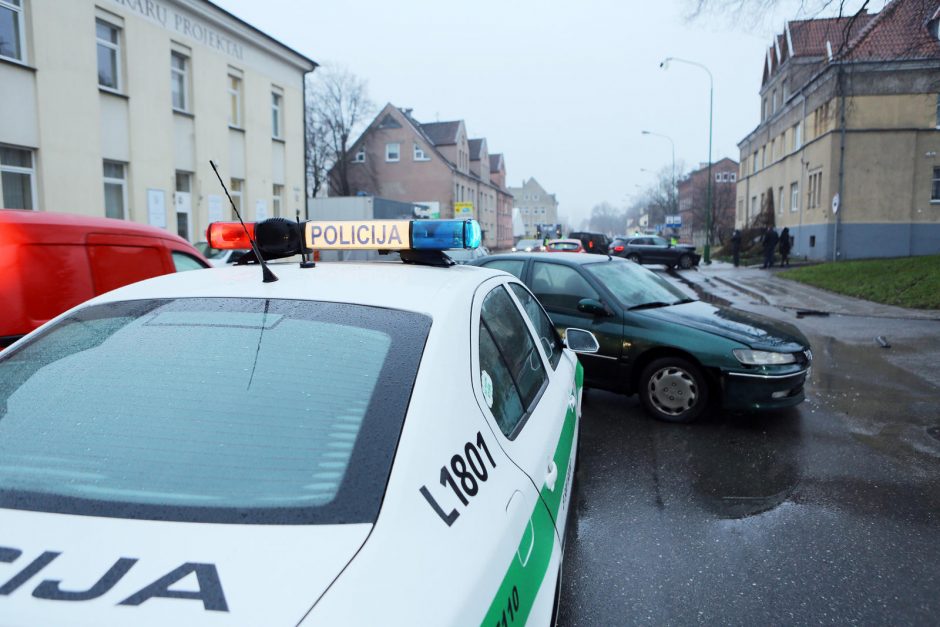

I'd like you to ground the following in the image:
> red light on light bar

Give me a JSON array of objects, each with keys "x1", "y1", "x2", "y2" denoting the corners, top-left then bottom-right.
[{"x1": 207, "y1": 222, "x2": 255, "y2": 249}]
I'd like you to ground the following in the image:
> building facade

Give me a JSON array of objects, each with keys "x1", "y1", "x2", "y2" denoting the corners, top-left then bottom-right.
[
  {"x1": 507, "y1": 177, "x2": 558, "y2": 238},
  {"x1": 0, "y1": 0, "x2": 315, "y2": 242},
  {"x1": 736, "y1": 0, "x2": 940, "y2": 260},
  {"x1": 677, "y1": 158, "x2": 738, "y2": 245},
  {"x1": 334, "y1": 103, "x2": 513, "y2": 249}
]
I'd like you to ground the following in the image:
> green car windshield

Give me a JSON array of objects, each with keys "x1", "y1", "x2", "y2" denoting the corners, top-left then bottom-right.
[{"x1": 584, "y1": 259, "x2": 691, "y2": 309}]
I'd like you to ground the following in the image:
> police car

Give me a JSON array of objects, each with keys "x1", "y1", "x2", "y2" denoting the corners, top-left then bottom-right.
[{"x1": 0, "y1": 217, "x2": 599, "y2": 626}]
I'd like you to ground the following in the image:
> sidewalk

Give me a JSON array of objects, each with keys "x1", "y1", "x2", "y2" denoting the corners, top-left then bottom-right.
[{"x1": 681, "y1": 261, "x2": 940, "y2": 321}]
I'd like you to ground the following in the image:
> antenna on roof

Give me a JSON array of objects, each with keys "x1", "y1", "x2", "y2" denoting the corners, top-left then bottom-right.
[{"x1": 209, "y1": 160, "x2": 278, "y2": 283}]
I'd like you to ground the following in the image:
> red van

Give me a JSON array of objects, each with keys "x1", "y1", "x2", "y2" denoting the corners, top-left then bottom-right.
[{"x1": 0, "y1": 210, "x2": 210, "y2": 347}]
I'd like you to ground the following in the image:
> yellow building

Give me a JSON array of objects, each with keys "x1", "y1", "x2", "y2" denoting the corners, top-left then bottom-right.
[
  {"x1": 0, "y1": 0, "x2": 315, "y2": 242},
  {"x1": 736, "y1": 0, "x2": 940, "y2": 260}
]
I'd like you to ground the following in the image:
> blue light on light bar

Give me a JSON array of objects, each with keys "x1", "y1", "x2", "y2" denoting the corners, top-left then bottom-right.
[{"x1": 411, "y1": 220, "x2": 481, "y2": 250}]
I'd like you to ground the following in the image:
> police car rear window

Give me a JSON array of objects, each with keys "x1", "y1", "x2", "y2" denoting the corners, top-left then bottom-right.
[{"x1": 0, "y1": 298, "x2": 430, "y2": 525}]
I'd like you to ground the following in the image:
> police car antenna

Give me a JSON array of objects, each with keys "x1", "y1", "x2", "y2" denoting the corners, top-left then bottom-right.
[{"x1": 209, "y1": 160, "x2": 278, "y2": 283}]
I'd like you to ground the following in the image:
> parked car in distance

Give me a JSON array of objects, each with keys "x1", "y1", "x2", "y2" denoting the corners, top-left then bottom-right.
[
  {"x1": 512, "y1": 238, "x2": 544, "y2": 252},
  {"x1": 194, "y1": 241, "x2": 250, "y2": 267},
  {"x1": 472, "y1": 252, "x2": 812, "y2": 423},
  {"x1": 568, "y1": 231, "x2": 610, "y2": 255},
  {"x1": 544, "y1": 238, "x2": 584, "y2": 253},
  {"x1": 445, "y1": 245, "x2": 490, "y2": 264},
  {"x1": 611, "y1": 235, "x2": 701, "y2": 269},
  {"x1": 0, "y1": 209, "x2": 209, "y2": 348}
]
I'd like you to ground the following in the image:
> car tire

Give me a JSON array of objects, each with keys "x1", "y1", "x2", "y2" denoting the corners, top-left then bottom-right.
[
  {"x1": 678, "y1": 254, "x2": 693, "y2": 270},
  {"x1": 627, "y1": 253, "x2": 641, "y2": 264},
  {"x1": 639, "y1": 357, "x2": 708, "y2": 423}
]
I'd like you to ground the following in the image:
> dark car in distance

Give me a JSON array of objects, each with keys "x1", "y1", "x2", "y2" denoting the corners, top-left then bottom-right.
[
  {"x1": 472, "y1": 252, "x2": 812, "y2": 423},
  {"x1": 611, "y1": 235, "x2": 700, "y2": 269},
  {"x1": 568, "y1": 231, "x2": 610, "y2": 255}
]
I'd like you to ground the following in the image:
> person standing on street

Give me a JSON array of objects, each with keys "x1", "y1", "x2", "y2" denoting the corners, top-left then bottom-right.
[
  {"x1": 761, "y1": 226, "x2": 778, "y2": 269},
  {"x1": 779, "y1": 227, "x2": 792, "y2": 267},
  {"x1": 731, "y1": 229, "x2": 742, "y2": 267}
]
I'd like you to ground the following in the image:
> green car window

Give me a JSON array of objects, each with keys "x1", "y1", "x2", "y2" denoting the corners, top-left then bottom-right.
[
  {"x1": 531, "y1": 262, "x2": 600, "y2": 315},
  {"x1": 585, "y1": 259, "x2": 688, "y2": 309}
]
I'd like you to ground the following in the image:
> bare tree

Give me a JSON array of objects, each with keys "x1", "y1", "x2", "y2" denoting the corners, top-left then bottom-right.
[
  {"x1": 588, "y1": 202, "x2": 627, "y2": 236},
  {"x1": 306, "y1": 64, "x2": 374, "y2": 197},
  {"x1": 684, "y1": 0, "x2": 879, "y2": 27}
]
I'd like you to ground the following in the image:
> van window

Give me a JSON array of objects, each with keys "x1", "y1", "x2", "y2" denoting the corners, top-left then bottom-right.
[{"x1": 172, "y1": 251, "x2": 207, "y2": 272}]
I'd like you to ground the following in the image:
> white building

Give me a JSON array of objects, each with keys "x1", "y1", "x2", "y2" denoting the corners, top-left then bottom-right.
[{"x1": 0, "y1": 0, "x2": 316, "y2": 241}]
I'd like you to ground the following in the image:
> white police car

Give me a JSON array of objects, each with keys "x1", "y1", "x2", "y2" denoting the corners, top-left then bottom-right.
[{"x1": 0, "y1": 217, "x2": 599, "y2": 626}]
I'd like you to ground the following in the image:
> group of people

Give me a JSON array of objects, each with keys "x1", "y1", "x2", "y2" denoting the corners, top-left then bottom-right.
[{"x1": 729, "y1": 226, "x2": 792, "y2": 268}]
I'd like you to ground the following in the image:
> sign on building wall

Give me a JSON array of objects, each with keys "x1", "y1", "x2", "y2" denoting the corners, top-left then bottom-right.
[
  {"x1": 255, "y1": 199, "x2": 268, "y2": 221},
  {"x1": 454, "y1": 202, "x2": 474, "y2": 218},
  {"x1": 208, "y1": 195, "x2": 224, "y2": 223},
  {"x1": 147, "y1": 189, "x2": 166, "y2": 228}
]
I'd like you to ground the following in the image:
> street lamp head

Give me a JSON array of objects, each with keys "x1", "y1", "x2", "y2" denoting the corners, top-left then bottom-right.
[
  {"x1": 659, "y1": 57, "x2": 672, "y2": 69},
  {"x1": 641, "y1": 130, "x2": 651, "y2": 135}
]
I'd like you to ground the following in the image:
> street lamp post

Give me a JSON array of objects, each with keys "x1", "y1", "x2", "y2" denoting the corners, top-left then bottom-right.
[
  {"x1": 641, "y1": 130, "x2": 676, "y2": 231},
  {"x1": 660, "y1": 57, "x2": 713, "y2": 264}
]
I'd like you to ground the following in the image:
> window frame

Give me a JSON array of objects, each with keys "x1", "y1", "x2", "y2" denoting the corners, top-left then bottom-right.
[
  {"x1": 0, "y1": 0, "x2": 25, "y2": 63},
  {"x1": 271, "y1": 90, "x2": 283, "y2": 139},
  {"x1": 931, "y1": 167, "x2": 940, "y2": 202},
  {"x1": 0, "y1": 144, "x2": 36, "y2": 210},
  {"x1": 385, "y1": 142, "x2": 401, "y2": 162},
  {"x1": 227, "y1": 72, "x2": 243, "y2": 128},
  {"x1": 413, "y1": 142, "x2": 429, "y2": 161},
  {"x1": 102, "y1": 160, "x2": 127, "y2": 220},
  {"x1": 96, "y1": 18, "x2": 122, "y2": 93},
  {"x1": 229, "y1": 178, "x2": 243, "y2": 216},
  {"x1": 790, "y1": 182, "x2": 799, "y2": 212},
  {"x1": 272, "y1": 183, "x2": 283, "y2": 217},
  {"x1": 170, "y1": 50, "x2": 189, "y2": 112},
  {"x1": 353, "y1": 148, "x2": 365, "y2": 163}
]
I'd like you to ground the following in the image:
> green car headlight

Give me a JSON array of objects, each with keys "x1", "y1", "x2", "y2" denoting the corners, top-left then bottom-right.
[{"x1": 733, "y1": 349, "x2": 797, "y2": 366}]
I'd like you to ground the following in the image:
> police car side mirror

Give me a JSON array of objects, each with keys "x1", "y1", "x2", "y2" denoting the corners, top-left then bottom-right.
[{"x1": 565, "y1": 328, "x2": 600, "y2": 354}]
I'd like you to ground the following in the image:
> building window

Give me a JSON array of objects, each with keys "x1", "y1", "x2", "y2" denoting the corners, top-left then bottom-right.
[
  {"x1": 772, "y1": 89, "x2": 778, "y2": 114},
  {"x1": 174, "y1": 171, "x2": 192, "y2": 240},
  {"x1": 103, "y1": 161, "x2": 127, "y2": 220},
  {"x1": 737, "y1": 199, "x2": 743, "y2": 222},
  {"x1": 0, "y1": 0, "x2": 25, "y2": 62},
  {"x1": 385, "y1": 142, "x2": 400, "y2": 162},
  {"x1": 770, "y1": 138, "x2": 776, "y2": 162},
  {"x1": 730, "y1": 172, "x2": 736, "y2": 182},
  {"x1": 777, "y1": 186, "x2": 784, "y2": 215},
  {"x1": 230, "y1": 178, "x2": 243, "y2": 216},
  {"x1": 752, "y1": 152, "x2": 758, "y2": 174},
  {"x1": 715, "y1": 173, "x2": 721, "y2": 183},
  {"x1": 793, "y1": 123, "x2": 802, "y2": 151},
  {"x1": 750, "y1": 196, "x2": 757, "y2": 220},
  {"x1": 790, "y1": 182, "x2": 799, "y2": 212},
  {"x1": 761, "y1": 146, "x2": 766, "y2": 168},
  {"x1": 273, "y1": 184, "x2": 283, "y2": 217},
  {"x1": 353, "y1": 149, "x2": 365, "y2": 163},
  {"x1": 170, "y1": 51, "x2": 189, "y2": 111},
  {"x1": 935, "y1": 94, "x2": 940, "y2": 128},
  {"x1": 96, "y1": 19, "x2": 122, "y2": 91},
  {"x1": 932, "y1": 167, "x2": 940, "y2": 201},
  {"x1": 413, "y1": 143, "x2": 429, "y2": 161},
  {"x1": 271, "y1": 91, "x2": 283, "y2": 139},
  {"x1": 228, "y1": 73, "x2": 243, "y2": 128},
  {"x1": 0, "y1": 145, "x2": 34, "y2": 209}
]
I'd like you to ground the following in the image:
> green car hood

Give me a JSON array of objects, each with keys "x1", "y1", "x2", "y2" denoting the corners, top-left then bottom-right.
[{"x1": 641, "y1": 301, "x2": 809, "y2": 351}]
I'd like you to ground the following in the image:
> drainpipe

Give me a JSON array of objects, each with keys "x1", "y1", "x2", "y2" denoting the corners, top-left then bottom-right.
[
  {"x1": 835, "y1": 65, "x2": 847, "y2": 261},
  {"x1": 798, "y1": 92, "x2": 807, "y2": 257}
]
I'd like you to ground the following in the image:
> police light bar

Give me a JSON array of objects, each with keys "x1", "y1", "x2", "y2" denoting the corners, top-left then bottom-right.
[
  {"x1": 304, "y1": 219, "x2": 481, "y2": 251},
  {"x1": 206, "y1": 222, "x2": 255, "y2": 249}
]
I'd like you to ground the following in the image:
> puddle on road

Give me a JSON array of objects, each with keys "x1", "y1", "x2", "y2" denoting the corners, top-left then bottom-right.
[{"x1": 807, "y1": 335, "x2": 940, "y2": 469}]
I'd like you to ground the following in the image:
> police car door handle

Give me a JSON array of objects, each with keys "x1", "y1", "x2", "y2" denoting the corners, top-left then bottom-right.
[{"x1": 544, "y1": 461, "x2": 558, "y2": 492}]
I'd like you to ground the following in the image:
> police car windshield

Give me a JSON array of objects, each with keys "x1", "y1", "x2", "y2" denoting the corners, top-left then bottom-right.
[{"x1": 0, "y1": 298, "x2": 430, "y2": 525}]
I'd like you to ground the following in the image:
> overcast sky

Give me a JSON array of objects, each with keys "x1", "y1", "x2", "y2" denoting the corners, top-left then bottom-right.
[{"x1": 213, "y1": 0, "x2": 884, "y2": 226}]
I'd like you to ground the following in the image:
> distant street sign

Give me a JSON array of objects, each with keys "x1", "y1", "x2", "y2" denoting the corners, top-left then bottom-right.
[
  {"x1": 665, "y1": 215, "x2": 682, "y2": 227},
  {"x1": 832, "y1": 193, "x2": 840, "y2": 214},
  {"x1": 454, "y1": 202, "x2": 473, "y2": 218}
]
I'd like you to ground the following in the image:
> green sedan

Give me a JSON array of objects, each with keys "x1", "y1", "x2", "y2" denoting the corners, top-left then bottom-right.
[{"x1": 473, "y1": 253, "x2": 812, "y2": 422}]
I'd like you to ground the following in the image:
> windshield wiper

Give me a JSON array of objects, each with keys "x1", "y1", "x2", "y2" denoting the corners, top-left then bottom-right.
[
  {"x1": 672, "y1": 298, "x2": 696, "y2": 305},
  {"x1": 628, "y1": 301, "x2": 672, "y2": 311}
]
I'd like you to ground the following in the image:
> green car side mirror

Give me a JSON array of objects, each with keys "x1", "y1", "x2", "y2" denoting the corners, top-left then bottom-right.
[{"x1": 577, "y1": 298, "x2": 610, "y2": 317}]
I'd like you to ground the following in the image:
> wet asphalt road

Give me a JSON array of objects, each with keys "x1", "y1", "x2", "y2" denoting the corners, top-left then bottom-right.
[{"x1": 558, "y1": 269, "x2": 940, "y2": 626}]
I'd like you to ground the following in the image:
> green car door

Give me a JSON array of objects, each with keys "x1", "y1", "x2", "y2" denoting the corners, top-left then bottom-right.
[{"x1": 526, "y1": 259, "x2": 624, "y2": 389}]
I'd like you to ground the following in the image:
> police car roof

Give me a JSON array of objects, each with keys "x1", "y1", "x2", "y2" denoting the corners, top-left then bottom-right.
[{"x1": 87, "y1": 261, "x2": 507, "y2": 316}]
